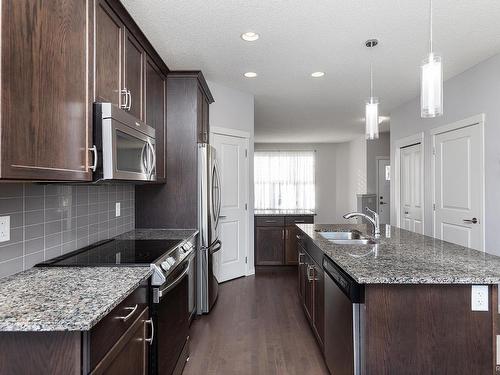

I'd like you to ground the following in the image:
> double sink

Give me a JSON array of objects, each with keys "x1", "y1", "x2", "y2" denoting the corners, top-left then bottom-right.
[{"x1": 317, "y1": 230, "x2": 376, "y2": 245}]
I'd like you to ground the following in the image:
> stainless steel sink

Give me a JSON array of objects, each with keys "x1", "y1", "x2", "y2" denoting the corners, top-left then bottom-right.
[
  {"x1": 319, "y1": 231, "x2": 361, "y2": 240},
  {"x1": 329, "y1": 239, "x2": 375, "y2": 245}
]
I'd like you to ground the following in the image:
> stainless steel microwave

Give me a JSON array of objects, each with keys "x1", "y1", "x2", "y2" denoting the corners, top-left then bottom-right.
[{"x1": 93, "y1": 103, "x2": 156, "y2": 182}]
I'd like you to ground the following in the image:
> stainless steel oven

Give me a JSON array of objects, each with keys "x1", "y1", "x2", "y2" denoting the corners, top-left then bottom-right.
[
  {"x1": 152, "y1": 247, "x2": 194, "y2": 375},
  {"x1": 93, "y1": 102, "x2": 156, "y2": 182}
]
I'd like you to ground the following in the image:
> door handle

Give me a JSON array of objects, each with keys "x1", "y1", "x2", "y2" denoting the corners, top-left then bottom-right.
[
  {"x1": 298, "y1": 253, "x2": 305, "y2": 265},
  {"x1": 120, "y1": 88, "x2": 129, "y2": 110},
  {"x1": 463, "y1": 218, "x2": 478, "y2": 224},
  {"x1": 404, "y1": 211, "x2": 409, "y2": 215},
  {"x1": 145, "y1": 319, "x2": 154, "y2": 345}
]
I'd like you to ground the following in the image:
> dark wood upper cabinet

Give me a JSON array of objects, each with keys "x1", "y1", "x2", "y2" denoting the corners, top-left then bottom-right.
[
  {"x1": 95, "y1": 0, "x2": 124, "y2": 107},
  {"x1": 145, "y1": 56, "x2": 166, "y2": 182},
  {"x1": 0, "y1": 0, "x2": 169, "y2": 181},
  {"x1": 124, "y1": 30, "x2": 145, "y2": 121},
  {"x1": 198, "y1": 88, "x2": 210, "y2": 143},
  {"x1": 0, "y1": 0, "x2": 92, "y2": 180},
  {"x1": 255, "y1": 227, "x2": 284, "y2": 265}
]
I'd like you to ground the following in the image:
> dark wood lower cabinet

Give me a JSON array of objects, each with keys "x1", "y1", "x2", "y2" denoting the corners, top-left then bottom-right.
[
  {"x1": 298, "y1": 241, "x2": 324, "y2": 348},
  {"x1": 255, "y1": 226, "x2": 284, "y2": 265},
  {"x1": 255, "y1": 215, "x2": 314, "y2": 266},
  {"x1": 91, "y1": 308, "x2": 149, "y2": 375},
  {"x1": 0, "y1": 281, "x2": 150, "y2": 375}
]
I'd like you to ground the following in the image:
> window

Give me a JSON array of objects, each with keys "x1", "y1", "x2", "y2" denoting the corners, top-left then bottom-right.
[{"x1": 254, "y1": 151, "x2": 315, "y2": 210}]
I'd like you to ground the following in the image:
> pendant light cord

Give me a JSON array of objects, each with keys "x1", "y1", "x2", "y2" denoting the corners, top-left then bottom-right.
[
  {"x1": 429, "y1": 0, "x2": 433, "y2": 53},
  {"x1": 370, "y1": 61, "x2": 373, "y2": 98}
]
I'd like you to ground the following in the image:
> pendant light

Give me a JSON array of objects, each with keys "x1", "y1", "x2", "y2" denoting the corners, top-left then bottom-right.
[
  {"x1": 421, "y1": 0, "x2": 443, "y2": 117},
  {"x1": 365, "y1": 39, "x2": 379, "y2": 140}
]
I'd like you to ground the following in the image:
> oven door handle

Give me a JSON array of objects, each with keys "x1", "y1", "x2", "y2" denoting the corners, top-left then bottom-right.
[{"x1": 158, "y1": 264, "x2": 190, "y2": 298}]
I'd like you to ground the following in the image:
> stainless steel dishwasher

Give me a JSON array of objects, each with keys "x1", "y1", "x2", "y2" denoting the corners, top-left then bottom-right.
[{"x1": 323, "y1": 256, "x2": 364, "y2": 375}]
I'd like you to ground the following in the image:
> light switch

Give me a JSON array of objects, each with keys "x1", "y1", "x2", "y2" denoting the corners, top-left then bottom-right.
[
  {"x1": 115, "y1": 202, "x2": 121, "y2": 217},
  {"x1": 471, "y1": 285, "x2": 489, "y2": 311},
  {"x1": 0, "y1": 216, "x2": 10, "y2": 243}
]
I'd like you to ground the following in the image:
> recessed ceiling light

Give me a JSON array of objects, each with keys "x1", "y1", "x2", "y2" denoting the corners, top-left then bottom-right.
[
  {"x1": 241, "y1": 32, "x2": 260, "y2": 42},
  {"x1": 244, "y1": 72, "x2": 258, "y2": 78},
  {"x1": 311, "y1": 71, "x2": 325, "y2": 78}
]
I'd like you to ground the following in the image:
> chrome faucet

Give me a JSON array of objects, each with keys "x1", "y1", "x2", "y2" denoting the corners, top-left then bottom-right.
[{"x1": 343, "y1": 207, "x2": 380, "y2": 238}]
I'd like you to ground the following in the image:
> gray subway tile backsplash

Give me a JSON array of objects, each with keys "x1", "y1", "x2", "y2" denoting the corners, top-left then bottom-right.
[{"x1": 0, "y1": 183, "x2": 135, "y2": 278}]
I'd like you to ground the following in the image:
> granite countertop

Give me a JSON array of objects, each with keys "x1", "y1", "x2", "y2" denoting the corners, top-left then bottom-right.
[
  {"x1": 0, "y1": 266, "x2": 152, "y2": 332},
  {"x1": 297, "y1": 223, "x2": 500, "y2": 284},
  {"x1": 116, "y1": 228, "x2": 198, "y2": 241},
  {"x1": 255, "y1": 209, "x2": 316, "y2": 216}
]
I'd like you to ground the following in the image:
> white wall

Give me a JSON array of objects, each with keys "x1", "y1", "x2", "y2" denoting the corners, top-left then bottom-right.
[
  {"x1": 390, "y1": 52, "x2": 500, "y2": 256},
  {"x1": 366, "y1": 132, "x2": 390, "y2": 194},
  {"x1": 255, "y1": 136, "x2": 366, "y2": 223},
  {"x1": 207, "y1": 81, "x2": 256, "y2": 272}
]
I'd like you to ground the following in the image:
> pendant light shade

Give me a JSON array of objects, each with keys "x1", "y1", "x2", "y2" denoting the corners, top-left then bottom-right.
[
  {"x1": 421, "y1": 0, "x2": 443, "y2": 118},
  {"x1": 365, "y1": 97, "x2": 379, "y2": 140},
  {"x1": 421, "y1": 52, "x2": 443, "y2": 118}
]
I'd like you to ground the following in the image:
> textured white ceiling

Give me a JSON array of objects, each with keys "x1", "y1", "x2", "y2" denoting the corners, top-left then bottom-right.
[{"x1": 122, "y1": 0, "x2": 500, "y2": 143}]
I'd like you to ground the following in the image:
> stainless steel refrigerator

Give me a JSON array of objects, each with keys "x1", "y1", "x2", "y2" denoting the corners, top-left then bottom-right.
[{"x1": 197, "y1": 143, "x2": 222, "y2": 314}]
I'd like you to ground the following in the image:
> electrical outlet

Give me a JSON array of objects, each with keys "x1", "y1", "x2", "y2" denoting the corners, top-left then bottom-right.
[
  {"x1": 0, "y1": 216, "x2": 10, "y2": 243},
  {"x1": 471, "y1": 285, "x2": 489, "y2": 311},
  {"x1": 115, "y1": 202, "x2": 121, "y2": 217}
]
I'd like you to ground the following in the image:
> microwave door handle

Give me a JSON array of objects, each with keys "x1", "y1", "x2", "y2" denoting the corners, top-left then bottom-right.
[
  {"x1": 147, "y1": 139, "x2": 156, "y2": 179},
  {"x1": 141, "y1": 143, "x2": 148, "y2": 174}
]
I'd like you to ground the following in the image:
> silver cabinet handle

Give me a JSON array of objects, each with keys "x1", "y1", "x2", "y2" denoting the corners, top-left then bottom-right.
[
  {"x1": 463, "y1": 218, "x2": 478, "y2": 224},
  {"x1": 298, "y1": 253, "x2": 305, "y2": 265},
  {"x1": 120, "y1": 88, "x2": 129, "y2": 110},
  {"x1": 265, "y1": 220, "x2": 277, "y2": 223},
  {"x1": 307, "y1": 265, "x2": 314, "y2": 282},
  {"x1": 127, "y1": 90, "x2": 132, "y2": 111},
  {"x1": 294, "y1": 220, "x2": 305, "y2": 223},
  {"x1": 88, "y1": 145, "x2": 98, "y2": 172},
  {"x1": 117, "y1": 304, "x2": 138, "y2": 322},
  {"x1": 145, "y1": 319, "x2": 154, "y2": 345}
]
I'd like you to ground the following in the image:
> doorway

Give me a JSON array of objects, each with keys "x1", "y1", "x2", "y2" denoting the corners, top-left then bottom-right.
[
  {"x1": 376, "y1": 157, "x2": 390, "y2": 224},
  {"x1": 210, "y1": 128, "x2": 250, "y2": 282},
  {"x1": 400, "y1": 143, "x2": 423, "y2": 234},
  {"x1": 431, "y1": 115, "x2": 485, "y2": 251}
]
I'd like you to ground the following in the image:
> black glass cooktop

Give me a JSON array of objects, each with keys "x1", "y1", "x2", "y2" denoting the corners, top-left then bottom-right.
[{"x1": 37, "y1": 239, "x2": 182, "y2": 266}]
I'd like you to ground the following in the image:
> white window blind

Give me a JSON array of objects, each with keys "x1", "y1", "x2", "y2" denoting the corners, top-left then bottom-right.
[{"x1": 254, "y1": 151, "x2": 315, "y2": 210}]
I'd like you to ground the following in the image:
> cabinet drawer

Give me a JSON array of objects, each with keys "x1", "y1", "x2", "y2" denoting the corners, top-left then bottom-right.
[
  {"x1": 285, "y1": 216, "x2": 314, "y2": 225},
  {"x1": 255, "y1": 216, "x2": 285, "y2": 227},
  {"x1": 89, "y1": 280, "x2": 149, "y2": 370}
]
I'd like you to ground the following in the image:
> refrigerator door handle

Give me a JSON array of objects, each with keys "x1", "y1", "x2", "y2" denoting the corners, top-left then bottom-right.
[
  {"x1": 213, "y1": 159, "x2": 222, "y2": 230},
  {"x1": 209, "y1": 239, "x2": 222, "y2": 254}
]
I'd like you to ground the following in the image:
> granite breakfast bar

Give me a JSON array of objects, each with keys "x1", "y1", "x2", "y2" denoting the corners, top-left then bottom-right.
[{"x1": 297, "y1": 223, "x2": 500, "y2": 375}]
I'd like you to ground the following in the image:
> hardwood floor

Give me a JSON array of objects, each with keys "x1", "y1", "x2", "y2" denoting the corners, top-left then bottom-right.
[{"x1": 183, "y1": 267, "x2": 329, "y2": 375}]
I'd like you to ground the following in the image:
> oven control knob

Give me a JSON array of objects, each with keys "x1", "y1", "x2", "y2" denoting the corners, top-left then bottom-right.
[{"x1": 161, "y1": 261, "x2": 171, "y2": 271}]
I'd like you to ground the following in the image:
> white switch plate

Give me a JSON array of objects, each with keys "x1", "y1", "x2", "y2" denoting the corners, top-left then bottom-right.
[
  {"x1": 471, "y1": 285, "x2": 489, "y2": 311},
  {"x1": 115, "y1": 202, "x2": 121, "y2": 217},
  {"x1": 0, "y1": 216, "x2": 10, "y2": 243}
]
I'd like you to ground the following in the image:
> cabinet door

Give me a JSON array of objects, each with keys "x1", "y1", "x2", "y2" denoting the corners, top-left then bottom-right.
[
  {"x1": 95, "y1": 0, "x2": 124, "y2": 106},
  {"x1": 124, "y1": 29, "x2": 144, "y2": 120},
  {"x1": 313, "y1": 265, "x2": 325, "y2": 347},
  {"x1": 285, "y1": 226, "x2": 299, "y2": 265},
  {"x1": 202, "y1": 93, "x2": 209, "y2": 142},
  {"x1": 144, "y1": 55, "x2": 166, "y2": 181},
  {"x1": 297, "y1": 244, "x2": 306, "y2": 301},
  {"x1": 1, "y1": 0, "x2": 92, "y2": 180},
  {"x1": 91, "y1": 308, "x2": 150, "y2": 375},
  {"x1": 304, "y1": 254, "x2": 314, "y2": 321},
  {"x1": 255, "y1": 226, "x2": 284, "y2": 265}
]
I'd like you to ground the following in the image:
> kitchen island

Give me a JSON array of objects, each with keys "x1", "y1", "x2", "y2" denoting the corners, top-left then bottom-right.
[{"x1": 297, "y1": 223, "x2": 500, "y2": 375}]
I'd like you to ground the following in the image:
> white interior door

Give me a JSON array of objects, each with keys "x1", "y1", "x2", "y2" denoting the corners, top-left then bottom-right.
[
  {"x1": 211, "y1": 133, "x2": 248, "y2": 283},
  {"x1": 400, "y1": 143, "x2": 423, "y2": 233},
  {"x1": 434, "y1": 124, "x2": 483, "y2": 250},
  {"x1": 377, "y1": 159, "x2": 390, "y2": 224}
]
